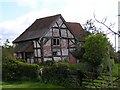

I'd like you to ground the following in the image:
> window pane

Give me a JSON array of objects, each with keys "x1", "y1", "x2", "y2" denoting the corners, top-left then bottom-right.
[
  {"x1": 53, "y1": 38, "x2": 60, "y2": 45},
  {"x1": 53, "y1": 39, "x2": 56, "y2": 45},
  {"x1": 57, "y1": 39, "x2": 60, "y2": 45}
]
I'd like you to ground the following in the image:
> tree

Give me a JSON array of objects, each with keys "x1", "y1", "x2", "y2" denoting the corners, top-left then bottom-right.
[
  {"x1": 115, "y1": 51, "x2": 120, "y2": 63},
  {"x1": 2, "y1": 39, "x2": 14, "y2": 61},
  {"x1": 84, "y1": 33, "x2": 109, "y2": 65},
  {"x1": 3, "y1": 39, "x2": 11, "y2": 48},
  {"x1": 83, "y1": 19, "x2": 102, "y2": 34},
  {"x1": 83, "y1": 33, "x2": 109, "y2": 77}
]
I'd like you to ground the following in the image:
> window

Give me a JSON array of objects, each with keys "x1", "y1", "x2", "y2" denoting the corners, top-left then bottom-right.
[{"x1": 53, "y1": 38, "x2": 60, "y2": 45}]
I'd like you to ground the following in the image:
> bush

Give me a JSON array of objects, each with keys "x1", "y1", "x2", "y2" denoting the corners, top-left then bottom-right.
[
  {"x1": 2, "y1": 57, "x2": 39, "y2": 81},
  {"x1": 41, "y1": 63, "x2": 82, "y2": 88},
  {"x1": 42, "y1": 60, "x2": 54, "y2": 66}
]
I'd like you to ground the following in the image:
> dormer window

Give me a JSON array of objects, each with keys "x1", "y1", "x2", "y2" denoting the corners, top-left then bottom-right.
[{"x1": 53, "y1": 38, "x2": 60, "y2": 46}]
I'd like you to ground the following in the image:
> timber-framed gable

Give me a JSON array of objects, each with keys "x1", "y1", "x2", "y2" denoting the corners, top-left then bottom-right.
[{"x1": 13, "y1": 14, "x2": 84, "y2": 64}]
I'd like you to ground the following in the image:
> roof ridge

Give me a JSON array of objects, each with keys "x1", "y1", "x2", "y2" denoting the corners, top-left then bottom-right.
[
  {"x1": 67, "y1": 22, "x2": 80, "y2": 24},
  {"x1": 37, "y1": 14, "x2": 61, "y2": 20}
]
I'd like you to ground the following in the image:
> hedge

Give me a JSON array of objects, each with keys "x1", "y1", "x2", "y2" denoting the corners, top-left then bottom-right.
[
  {"x1": 2, "y1": 57, "x2": 39, "y2": 81},
  {"x1": 41, "y1": 63, "x2": 83, "y2": 88}
]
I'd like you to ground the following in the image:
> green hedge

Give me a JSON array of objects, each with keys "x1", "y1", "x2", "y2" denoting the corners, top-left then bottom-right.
[
  {"x1": 41, "y1": 63, "x2": 82, "y2": 88},
  {"x1": 2, "y1": 57, "x2": 39, "y2": 81}
]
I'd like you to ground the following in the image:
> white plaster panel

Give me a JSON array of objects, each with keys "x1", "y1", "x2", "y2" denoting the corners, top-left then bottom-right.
[
  {"x1": 53, "y1": 57, "x2": 61, "y2": 62},
  {"x1": 34, "y1": 49, "x2": 37, "y2": 57},
  {"x1": 33, "y1": 40, "x2": 36, "y2": 48},
  {"x1": 61, "y1": 29, "x2": 67, "y2": 37},
  {"x1": 36, "y1": 42, "x2": 40, "y2": 47},
  {"x1": 62, "y1": 24, "x2": 66, "y2": 28},
  {"x1": 44, "y1": 39, "x2": 51, "y2": 46},
  {"x1": 62, "y1": 49, "x2": 68, "y2": 55},
  {"x1": 53, "y1": 28, "x2": 59, "y2": 36},
  {"x1": 38, "y1": 49, "x2": 41, "y2": 57},
  {"x1": 61, "y1": 39, "x2": 67, "y2": 47},
  {"x1": 57, "y1": 18, "x2": 63, "y2": 27},
  {"x1": 43, "y1": 45, "x2": 51, "y2": 56},
  {"x1": 44, "y1": 58, "x2": 52, "y2": 61},
  {"x1": 68, "y1": 30, "x2": 74, "y2": 38}
]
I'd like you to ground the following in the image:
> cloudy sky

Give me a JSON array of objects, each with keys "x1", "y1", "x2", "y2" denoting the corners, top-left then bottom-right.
[{"x1": 0, "y1": 0, "x2": 119, "y2": 50}]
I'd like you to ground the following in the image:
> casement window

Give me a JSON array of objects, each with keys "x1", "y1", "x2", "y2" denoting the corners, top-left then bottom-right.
[{"x1": 53, "y1": 38, "x2": 60, "y2": 46}]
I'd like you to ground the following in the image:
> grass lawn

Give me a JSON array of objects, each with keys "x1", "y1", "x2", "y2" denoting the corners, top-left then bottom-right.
[{"x1": 1, "y1": 81, "x2": 64, "y2": 88}]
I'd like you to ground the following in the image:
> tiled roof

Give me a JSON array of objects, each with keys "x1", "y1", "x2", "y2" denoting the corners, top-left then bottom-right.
[
  {"x1": 14, "y1": 41, "x2": 33, "y2": 52},
  {"x1": 67, "y1": 22, "x2": 84, "y2": 39},
  {"x1": 13, "y1": 14, "x2": 61, "y2": 43},
  {"x1": 13, "y1": 14, "x2": 84, "y2": 43}
]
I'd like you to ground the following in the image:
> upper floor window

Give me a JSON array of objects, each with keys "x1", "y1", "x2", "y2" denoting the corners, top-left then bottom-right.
[{"x1": 53, "y1": 38, "x2": 60, "y2": 46}]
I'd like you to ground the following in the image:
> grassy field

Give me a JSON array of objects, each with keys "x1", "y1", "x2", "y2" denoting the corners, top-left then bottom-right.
[{"x1": 1, "y1": 81, "x2": 64, "y2": 88}]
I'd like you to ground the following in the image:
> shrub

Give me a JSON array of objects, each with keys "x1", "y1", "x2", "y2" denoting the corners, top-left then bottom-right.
[
  {"x1": 42, "y1": 60, "x2": 54, "y2": 66},
  {"x1": 41, "y1": 63, "x2": 82, "y2": 88},
  {"x1": 17, "y1": 61, "x2": 39, "y2": 80},
  {"x1": 2, "y1": 57, "x2": 39, "y2": 81}
]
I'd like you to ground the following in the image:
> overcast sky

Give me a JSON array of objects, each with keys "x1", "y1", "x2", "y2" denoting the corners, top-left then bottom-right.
[{"x1": 0, "y1": 0, "x2": 119, "y2": 50}]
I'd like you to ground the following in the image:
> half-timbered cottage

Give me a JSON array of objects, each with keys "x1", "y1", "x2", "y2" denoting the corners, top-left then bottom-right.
[{"x1": 13, "y1": 14, "x2": 84, "y2": 64}]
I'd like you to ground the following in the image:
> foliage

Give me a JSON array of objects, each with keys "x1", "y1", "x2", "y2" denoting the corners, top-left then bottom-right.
[
  {"x1": 41, "y1": 63, "x2": 82, "y2": 88},
  {"x1": 71, "y1": 45, "x2": 85, "y2": 62},
  {"x1": 57, "y1": 62, "x2": 86, "y2": 71},
  {"x1": 81, "y1": 33, "x2": 110, "y2": 81},
  {"x1": 83, "y1": 33, "x2": 109, "y2": 67},
  {"x1": 109, "y1": 44, "x2": 115, "y2": 59},
  {"x1": 115, "y1": 51, "x2": 120, "y2": 63},
  {"x1": 3, "y1": 39, "x2": 11, "y2": 48},
  {"x1": 2, "y1": 57, "x2": 39, "y2": 81},
  {"x1": 2, "y1": 46, "x2": 14, "y2": 60},
  {"x1": 42, "y1": 60, "x2": 54, "y2": 66}
]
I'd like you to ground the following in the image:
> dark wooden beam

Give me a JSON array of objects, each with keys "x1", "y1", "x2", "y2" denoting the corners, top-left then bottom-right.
[
  {"x1": 51, "y1": 27, "x2": 54, "y2": 61},
  {"x1": 56, "y1": 22, "x2": 63, "y2": 60},
  {"x1": 52, "y1": 27, "x2": 67, "y2": 29},
  {"x1": 33, "y1": 47, "x2": 41, "y2": 49},
  {"x1": 69, "y1": 39, "x2": 75, "y2": 44},
  {"x1": 40, "y1": 38, "x2": 44, "y2": 63},
  {"x1": 35, "y1": 55, "x2": 68, "y2": 58},
  {"x1": 43, "y1": 36, "x2": 75, "y2": 39}
]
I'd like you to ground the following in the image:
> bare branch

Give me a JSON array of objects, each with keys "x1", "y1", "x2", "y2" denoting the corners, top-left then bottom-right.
[
  {"x1": 102, "y1": 17, "x2": 107, "y2": 23},
  {"x1": 93, "y1": 13, "x2": 119, "y2": 36}
]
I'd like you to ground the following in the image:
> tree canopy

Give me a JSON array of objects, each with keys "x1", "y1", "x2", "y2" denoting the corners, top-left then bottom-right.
[{"x1": 83, "y1": 33, "x2": 109, "y2": 67}]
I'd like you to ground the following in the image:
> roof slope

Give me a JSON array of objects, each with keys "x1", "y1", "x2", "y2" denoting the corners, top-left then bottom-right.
[
  {"x1": 13, "y1": 14, "x2": 84, "y2": 43},
  {"x1": 13, "y1": 14, "x2": 61, "y2": 43},
  {"x1": 14, "y1": 41, "x2": 33, "y2": 52},
  {"x1": 67, "y1": 22, "x2": 84, "y2": 39}
]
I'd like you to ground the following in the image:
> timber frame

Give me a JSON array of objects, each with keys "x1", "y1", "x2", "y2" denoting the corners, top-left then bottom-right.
[
  {"x1": 32, "y1": 16, "x2": 76, "y2": 63},
  {"x1": 13, "y1": 14, "x2": 84, "y2": 64}
]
